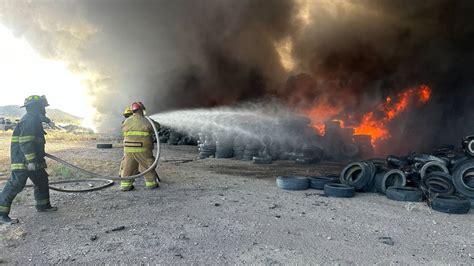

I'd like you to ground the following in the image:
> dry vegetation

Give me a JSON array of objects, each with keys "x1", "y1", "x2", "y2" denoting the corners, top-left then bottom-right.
[{"x1": 0, "y1": 130, "x2": 122, "y2": 182}]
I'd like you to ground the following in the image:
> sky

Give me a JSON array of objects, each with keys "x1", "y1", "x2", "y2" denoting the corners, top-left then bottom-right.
[{"x1": 0, "y1": 23, "x2": 94, "y2": 127}]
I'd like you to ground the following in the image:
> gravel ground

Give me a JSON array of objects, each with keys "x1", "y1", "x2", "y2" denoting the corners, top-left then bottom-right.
[{"x1": 0, "y1": 142, "x2": 473, "y2": 264}]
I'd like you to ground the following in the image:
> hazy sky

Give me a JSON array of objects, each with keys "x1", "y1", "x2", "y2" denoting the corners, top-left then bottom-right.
[{"x1": 0, "y1": 23, "x2": 94, "y2": 123}]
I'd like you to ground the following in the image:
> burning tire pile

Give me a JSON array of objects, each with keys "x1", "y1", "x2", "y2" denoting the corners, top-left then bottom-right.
[
  {"x1": 156, "y1": 115, "x2": 373, "y2": 165},
  {"x1": 276, "y1": 135, "x2": 474, "y2": 214}
]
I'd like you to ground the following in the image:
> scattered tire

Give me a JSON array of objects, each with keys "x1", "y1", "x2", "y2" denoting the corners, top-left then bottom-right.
[
  {"x1": 276, "y1": 176, "x2": 309, "y2": 191},
  {"x1": 97, "y1": 144, "x2": 113, "y2": 149},
  {"x1": 324, "y1": 183, "x2": 355, "y2": 198},
  {"x1": 375, "y1": 169, "x2": 406, "y2": 194},
  {"x1": 431, "y1": 195, "x2": 471, "y2": 214},
  {"x1": 340, "y1": 162, "x2": 374, "y2": 191},
  {"x1": 451, "y1": 160, "x2": 474, "y2": 201},
  {"x1": 420, "y1": 160, "x2": 449, "y2": 179},
  {"x1": 309, "y1": 175, "x2": 340, "y2": 190},
  {"x1": 215, "y1": 135, "x2": 234, "y2": 158},
  {"x1": 421, "y1": 171, "x2": 455, "y2": 198},
  {"x1": 386, "y1": 186, "x2": 424, "y2": 202}
]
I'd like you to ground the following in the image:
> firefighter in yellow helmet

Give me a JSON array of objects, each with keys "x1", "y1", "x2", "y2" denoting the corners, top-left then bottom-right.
[
  {"x1": 120, "y1": 102, "x2": 161, "y2": 191},
  {"x1": 123, "y1": 107, "x2": 133, "y2": 119}
]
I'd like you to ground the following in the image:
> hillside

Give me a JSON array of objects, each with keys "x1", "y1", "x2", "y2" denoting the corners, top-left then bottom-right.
[{"x1": 0, "y1": 105, "x2": 82, "y2": 125}]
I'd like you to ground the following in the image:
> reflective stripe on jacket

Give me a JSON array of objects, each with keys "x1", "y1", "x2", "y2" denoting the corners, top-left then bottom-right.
[
  {"x1": 10, "y1": 113, "x2": 47, "y2": 171},
  {"x1": 122, "y1": 114, "x2": 160, "y2": 153}
]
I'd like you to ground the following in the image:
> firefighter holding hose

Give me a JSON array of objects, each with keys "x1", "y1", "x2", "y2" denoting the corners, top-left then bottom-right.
[
  {"x1": 0, "y1": 95, "x2": 57, "y2": 224},
  {"x1": 119, "y1": 106, "x2": 136, "y2": 177},
  {"x1": 120, "y1": 102, "x2": 161, "y2": 191}
]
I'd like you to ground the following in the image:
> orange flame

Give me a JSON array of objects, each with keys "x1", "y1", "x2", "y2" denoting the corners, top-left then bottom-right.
[
  {"x1": 304, "y1": 105, "x2": 342, "y2": 135},
  {"x1": 304, "y1": 84, "x2": 432, "y2": 145},
  {"x1": 354, "y1": 84, "x2": 432, "y2": 143}
]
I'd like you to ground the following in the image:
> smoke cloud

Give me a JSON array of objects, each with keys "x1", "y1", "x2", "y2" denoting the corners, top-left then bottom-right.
[{"x1": 1, "y1": 0, "x2": 473, "y2": 154}]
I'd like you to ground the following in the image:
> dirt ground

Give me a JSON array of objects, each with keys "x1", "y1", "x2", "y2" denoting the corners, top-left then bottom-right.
[{"x1": 0, "y1": 137, "x2": 473, "y2": 264}]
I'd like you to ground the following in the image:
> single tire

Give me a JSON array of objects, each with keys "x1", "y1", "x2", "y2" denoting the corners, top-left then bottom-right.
[
  {"x1": 324, "y1": 183, "x2": 355, "y2": 198},
  {"x1": 421, "y1": 171, "x2": 455, "y2": 197},
  {"x1": 451, "y1": 160, "x2": 474, "y2": 201},
  {"x1": 340, "y1": 162, "x2": 373, "y2": 191},
  {"x1": 97, "y1": 143, "x2": 113, "y2": 149},
  {"x1": 309, "y1": 175, "x2": 340, "y2": 190},
  {"x1": 463, "y1": 136, "x2": 474, "y2": 157},
  {"x1": 386, "y1": 186, "x2": 424, "y2": 202},
  {"x1": 420, "y1": 161, "x2": 449, "y2": 179},
  {"x1": 467, "y1": 140, "x2": 474, "y2": 156},
  {"x1": 431, "y1": 195, "x2": 471, "y2": 214},
  {"x1": 363, "y1": 161, "x2": 377, "y2": 192},
  {"x1": 376, "y1": 169, "x2": 406, "y2": 194},
  {"x1": 276, "y1": 176, "x2": 309, "y2": 191}
]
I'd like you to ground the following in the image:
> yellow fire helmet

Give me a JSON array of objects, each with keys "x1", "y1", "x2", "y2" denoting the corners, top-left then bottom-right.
[
  {"x1": 21, "y1": 95, "x2": 49, "y2": 108},
  {"x1": 123, "y1": 107, "x2": 133, "y2": 118}
]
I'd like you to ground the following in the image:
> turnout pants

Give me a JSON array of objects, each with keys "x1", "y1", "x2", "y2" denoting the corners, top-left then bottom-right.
[
  {"x1": 121, "y1": 150, "x2": 159, "y2": 189},
  {"x1": 119, "y1": 156, "x2": 139, "y2": 177},
  {"x1": 0, "y1": 169, "x2": 51, "y2": 215}
]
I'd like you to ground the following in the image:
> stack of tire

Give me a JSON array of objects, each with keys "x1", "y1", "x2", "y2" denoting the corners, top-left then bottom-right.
[
  {"x1": 178, "y1": 135, "x2": 195, "y2": 145},
  {"x1": 198, "y1": 135, "x2": 216, "y2": 159},
  {"x1": 268, "y1": 141, "x2": 282, "y2": 160},
  {"x1": 253, "y1": 135, "x2": 273, "y2": 164},
  {"x1": 167, "y1": 130, "x2": 181, "y2": 145},
  {"x1": 232, "y1": 136, "x2": 245, "y2": 159},
  {"x1": 215, "y1": 134, "x2": 234, "y2": 158},
  {"x1": 295, "y1": 144, "x2": 324, "y2": 164},
  {"x1": 158, "y1": 128, "x2": 170, "y2": 143},
  {"x1": 243, "y1": 139, "x2": 261, "y2": 161},
  {"x1": 275, "y1": 175, "x2": 354, "y2": 198}
]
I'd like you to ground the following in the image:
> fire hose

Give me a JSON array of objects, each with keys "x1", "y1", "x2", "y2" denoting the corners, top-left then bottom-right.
[{"x1": 31, "y1": 116, "x2": 161, "y2": 193}]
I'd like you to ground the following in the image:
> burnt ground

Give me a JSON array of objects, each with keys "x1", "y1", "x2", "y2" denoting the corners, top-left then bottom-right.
[{"x1": 0, "y1": 142, "x2": 473, "y2": 264}]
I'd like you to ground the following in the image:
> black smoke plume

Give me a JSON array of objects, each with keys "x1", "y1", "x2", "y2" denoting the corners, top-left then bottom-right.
[{"x1": 1, "y1": 0, "x2": 474, "y2": 154}]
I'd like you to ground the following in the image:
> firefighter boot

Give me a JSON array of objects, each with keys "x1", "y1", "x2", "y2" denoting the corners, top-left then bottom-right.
[
  {"x1": 145, "y1": 179, "x2": 159, "y2": 190},
  {"x1": 121, "y1": 185, "x2": 135, "y2": 192},
  {"x1": 36, "y1": 203, "x2": 58, "y2": 212},
  {"x1": 146, "y1": 182, "x2": 159, "y2": 190},
  {"x1": 120, "y1": 179, "x2": 135, "y2": 191},
  {"x1": 0, "y1": 214, "x2": 19, "y2": 225}
]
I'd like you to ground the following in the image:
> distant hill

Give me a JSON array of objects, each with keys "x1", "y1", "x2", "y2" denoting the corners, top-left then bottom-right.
[{"x1": 0, "y1": 105, "x2": 83, "y2": 125}]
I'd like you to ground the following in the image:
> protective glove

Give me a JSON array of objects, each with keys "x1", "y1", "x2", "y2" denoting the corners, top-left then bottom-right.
[{"x1": 27, "y1": 162, "x2": 37, "y2": 171}]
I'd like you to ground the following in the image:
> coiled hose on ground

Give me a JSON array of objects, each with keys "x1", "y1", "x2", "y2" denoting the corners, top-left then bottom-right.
[{"x1": 40, "y1": 116, "x2": 161, "y2": 193}]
